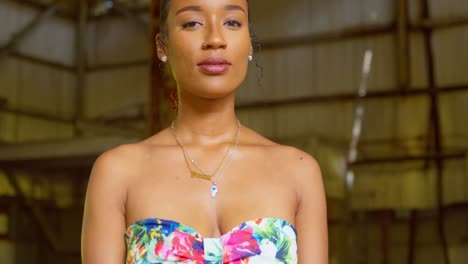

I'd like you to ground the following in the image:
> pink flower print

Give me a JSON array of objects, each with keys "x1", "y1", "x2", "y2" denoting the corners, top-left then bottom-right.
[
  {"x1": 222, "y1": 228, "x2": 261, "y2": 262},
  {"x1": 172, "y1": 230, "x2": 204, "y2": 262},
  {"x1": 153, "y1": 230, "x2": 204, "y2": 263}
]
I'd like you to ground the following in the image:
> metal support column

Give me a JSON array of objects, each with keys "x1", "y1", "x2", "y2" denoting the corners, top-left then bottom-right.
[
  {"x1": 396, "y1": 0, "x2": 410, "y2": 92},
  {"x1": 380, "y1": 210, "x2": 391, "y2": 264},
  {"x1": 421, "y1": 1, "x2": 450, "y2": 264},
  {"x1": 407, "y1": 210, "x2": 417, "y2": 264},
  {"x1": 75, "y1": 0, "x2": 88, "y2": 136}
]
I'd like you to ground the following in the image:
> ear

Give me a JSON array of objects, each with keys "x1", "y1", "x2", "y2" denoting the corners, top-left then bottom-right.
[{"x1": 155, "y1": 33, "x2": 167, "y2": 61}]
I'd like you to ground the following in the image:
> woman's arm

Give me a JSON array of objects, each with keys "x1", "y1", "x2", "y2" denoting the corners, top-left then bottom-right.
[
  {"x1": 81, "y1": 146, "x2": 135, "y2": 263},
  {"x1": 293, "y1": 150, "x2": 328, "y2": 263}
]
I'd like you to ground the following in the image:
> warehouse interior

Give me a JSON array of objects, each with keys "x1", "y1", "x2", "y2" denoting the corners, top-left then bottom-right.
[{"x1": 0, "y1": 0, "x2": 467, "y2": 263}]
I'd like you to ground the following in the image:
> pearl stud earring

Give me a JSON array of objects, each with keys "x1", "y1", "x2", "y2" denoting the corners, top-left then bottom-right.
[
  {"x1": 161, "y1": 55, "x2": 168, "y2": 62},
  {"x1": 248, "y1": 54, "x2": 253, "y2": 61}
]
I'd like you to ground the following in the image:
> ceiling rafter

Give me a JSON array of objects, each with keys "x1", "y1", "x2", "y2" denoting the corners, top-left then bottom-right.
[
  {"x1": 5, "y1": 0, "x2": 149, "y2": 21},
  {"x1": 5, "y1": 0, "x2": 75, "y2": 20}
]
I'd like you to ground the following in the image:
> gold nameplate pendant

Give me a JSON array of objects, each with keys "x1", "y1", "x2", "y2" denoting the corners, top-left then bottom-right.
[{"x1": 190, "y1": 171, "x2": 212, "y2": 180}]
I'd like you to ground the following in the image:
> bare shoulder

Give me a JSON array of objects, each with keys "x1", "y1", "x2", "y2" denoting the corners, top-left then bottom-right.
[
  {"x1": 242, "y1": 125, "x2": 322, "y2": 185},
  {"x1": 91, "y1": 128, "x2": 174, "y2": 181},
  {"x1": 83, "y1": 142, "x2": 152, "y2": 263},
  {"x1": 270, "y1": 145, "x2": 321, "y2": 183},
  {"x1": 92, "y1": 143, "x2": 146, "y2": 180},
  {"x1": 243, "y1": 126, "x2": 319, "y2": 171},
  {"x1": 272, "y1": 148, "x2": 327, "y2": 262},
  {"x1": 276, "y1": 146, "x2": 321, "y2": 176}
]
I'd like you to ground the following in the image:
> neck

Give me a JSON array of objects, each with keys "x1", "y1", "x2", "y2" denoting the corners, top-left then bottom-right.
[{"x1": 173, "y1": 90, "x2": 239, "y2": 144}]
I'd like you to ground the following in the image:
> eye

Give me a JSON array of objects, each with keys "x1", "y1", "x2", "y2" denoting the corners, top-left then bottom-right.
[
  {"x1": 182, "y1": 21, "x2": 202, "y2": 29},
  {"x1": 225, "y1": 20, "x2": 242, "y2": 28}
]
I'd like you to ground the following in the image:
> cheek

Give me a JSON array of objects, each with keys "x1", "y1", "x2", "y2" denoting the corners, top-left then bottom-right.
[
  {"x1": 167, "y1": 38, "x2": 197, "y2": 79},
  {"x1": 232, "y1": 36, "x2": 251, "y2": 72}
]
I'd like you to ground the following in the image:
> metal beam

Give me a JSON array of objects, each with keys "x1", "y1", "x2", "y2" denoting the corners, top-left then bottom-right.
[
  {"x1": 87, "y1": 59, "x2": 148, "y2": 72},
  {"x1": 5, "y1": 0, "x2": 74, "y2": 20},
  {"x1": 111, "y1": 0, "x2": 149, "y2": 35},
  {"x1": 407, "y1": 210, "x2": 417, "y2": 264},
  {"x1": 74, "y1": 0, "x2": 88, "y2": 136},
  {"x1": 258, "y1": 15, "x2": 468, "y2": 51},
  {"x1": 421, "y1": 1, "x2": 450, "y2": 263},
  {"x1": 0, "y1": 106, "x2": 73, "y2": 124},
  {"x1": 0, "y1": 156, "x2": 95, "y2": 170},
  {"x1": 350, "y1": 152, "x2": 465, "y2": 166},
  {"x1": 396, "y1": 0, "x2": 410, "y2": 92},
  {"x1": 413, "y1": 16, "x2": 468, "y2": 30},
  {"x1": 380, "y1": 210, "x2": 391, "y2": 264},
  {"x1": 0, "y1": 0, "x2": 59, "y2": 56},
  {"x1": 2, "y1": 85, "x2": 467, "y2": 123},
  {"x1": 235, "y1": 84, "x2": 468, "y2": 110},
  {"x1": 9, "y1": 50, "x2": 75, "y2": 72},
  {"x1": 262, "y1": 24, "x2": 395, "y2": 50},
  {"x1": 89, "y1": 5, "x2": 148, "y2": 21},
  {"x1": 0, "y1": 137, "x2": 140, "y2": 170}
]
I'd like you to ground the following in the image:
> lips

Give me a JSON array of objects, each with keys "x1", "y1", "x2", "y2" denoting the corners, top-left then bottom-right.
[{"x1": 197, "y1": 57, "x2": 231, "y2": 74}]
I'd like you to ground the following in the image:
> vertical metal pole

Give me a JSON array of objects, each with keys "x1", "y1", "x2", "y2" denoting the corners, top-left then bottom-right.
[
  {"x1": 380, "y1": 210, "x2": 390, "y2": 264},
  {"x1": 148, "y1": 0, "x2": 163, "y2": 135},
  {"x1": 420, "y1": 1, "x2": 450, "y2": 264},
  {"x1": 344, "y1": 50, "x2": 373, "y2": 264},
  {"x1": 407, "y1": 210, "x2": 417, "y2": 264},
  {"x1": 396, "y1": 0, "x2": 410, "y2": 91},
  {"x1": 75, "y1": 0, "x2": 88, "y2": 136}
]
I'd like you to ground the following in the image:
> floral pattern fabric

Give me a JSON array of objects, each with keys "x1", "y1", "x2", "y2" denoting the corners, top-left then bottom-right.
[{"x1": 125, "y1": 217, "x2": 297, "y2": 264}]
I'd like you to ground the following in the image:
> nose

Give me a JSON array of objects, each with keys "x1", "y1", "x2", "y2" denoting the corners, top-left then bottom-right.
[{"x1": 202, "y1": 22, "x2": 227, "y2": 50}]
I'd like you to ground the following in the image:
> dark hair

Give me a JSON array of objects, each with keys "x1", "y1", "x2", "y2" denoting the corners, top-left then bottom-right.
[
  {"x1": 159, "y1": 0, "x2": 263, "y2": 110},
  {"x1": 159, "y1": 0, "x2": 171, "y2": 42}
]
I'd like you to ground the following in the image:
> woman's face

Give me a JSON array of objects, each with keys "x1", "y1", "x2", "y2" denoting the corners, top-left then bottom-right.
[{"x1": 160, "y1": 0, "x2": 252, "y2": 99}]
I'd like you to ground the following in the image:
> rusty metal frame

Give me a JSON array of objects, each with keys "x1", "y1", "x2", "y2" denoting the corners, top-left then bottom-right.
[
  {"x1": 421, "y1": 1, "x2": 450, "y2": 263},
  {"x1": 4, "y1": 0, "x2": 74, "y2": 19},
  {"x1": 0, "y1": 0, "x2": 59, "y2": 57},
  {"x1": 396, "y1": 0, "x2": 410, "y2": 94},
  {"x1": 235, "y1": 84, "x2": 468, "y2": 110},
  {"x1": 3, "y1": 169, "x2": 80, "y2": 256},
  {"x1": 74, "y1": 0, "x2": 88, "y2": 136},
  {"x1": 350, "y1": 152, "x2": 465, "y2": 166},
  {"x1": 110, "y1": 0, "x2": 149, "y2": 34}
]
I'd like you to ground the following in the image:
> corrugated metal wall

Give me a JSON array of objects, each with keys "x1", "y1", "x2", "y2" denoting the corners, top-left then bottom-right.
[{"x1": 0, "y1": 1, "x2": 75, "y2": 143}]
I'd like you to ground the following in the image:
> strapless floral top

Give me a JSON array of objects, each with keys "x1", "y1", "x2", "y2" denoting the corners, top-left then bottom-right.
[{"x1": 125, "y1": 217, "x2": 297, "y2": 263}]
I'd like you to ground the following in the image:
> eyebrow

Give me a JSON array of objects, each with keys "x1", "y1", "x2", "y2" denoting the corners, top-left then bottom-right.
[
  {"x1": 224, "y1": 5, "x2": 246, "y2": 14},
  {"x1": 176, "y1": 6, "x2": 202, "y2": 15},
  {"x1": 175, "y1": 5, "x2": 246, "y2": 15}
]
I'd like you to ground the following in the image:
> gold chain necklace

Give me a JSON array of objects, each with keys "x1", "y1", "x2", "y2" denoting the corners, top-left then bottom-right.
[
  {"x1": 171, "y1": 120, "x2": 239, "y2": 178},
  {"x1": 171, "y1": 120, "x2": 241, "y2": 197}
]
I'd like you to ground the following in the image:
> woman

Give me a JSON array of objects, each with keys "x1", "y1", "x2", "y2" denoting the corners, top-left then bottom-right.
[{"x1": 81, "y1": 0, "x2": 328, "y2": 263}]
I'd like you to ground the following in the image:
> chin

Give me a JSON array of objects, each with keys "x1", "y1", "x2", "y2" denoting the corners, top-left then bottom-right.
[
  {"x1": 197, "y1": 84, "x2": 238, "y2": 99},
  {"x1": 191, "y1": 76, "x2": 243, "y2": 98}
]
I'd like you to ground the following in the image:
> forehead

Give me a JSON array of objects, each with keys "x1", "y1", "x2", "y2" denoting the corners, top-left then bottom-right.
[{"x1": 168, "y1": 0, "x2": 248, "y2": 13}]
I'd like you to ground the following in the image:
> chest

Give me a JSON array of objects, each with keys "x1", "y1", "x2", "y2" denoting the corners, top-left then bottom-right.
[{"x1": 124, "y1": 150, "x2": 297, "y2": 237}]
